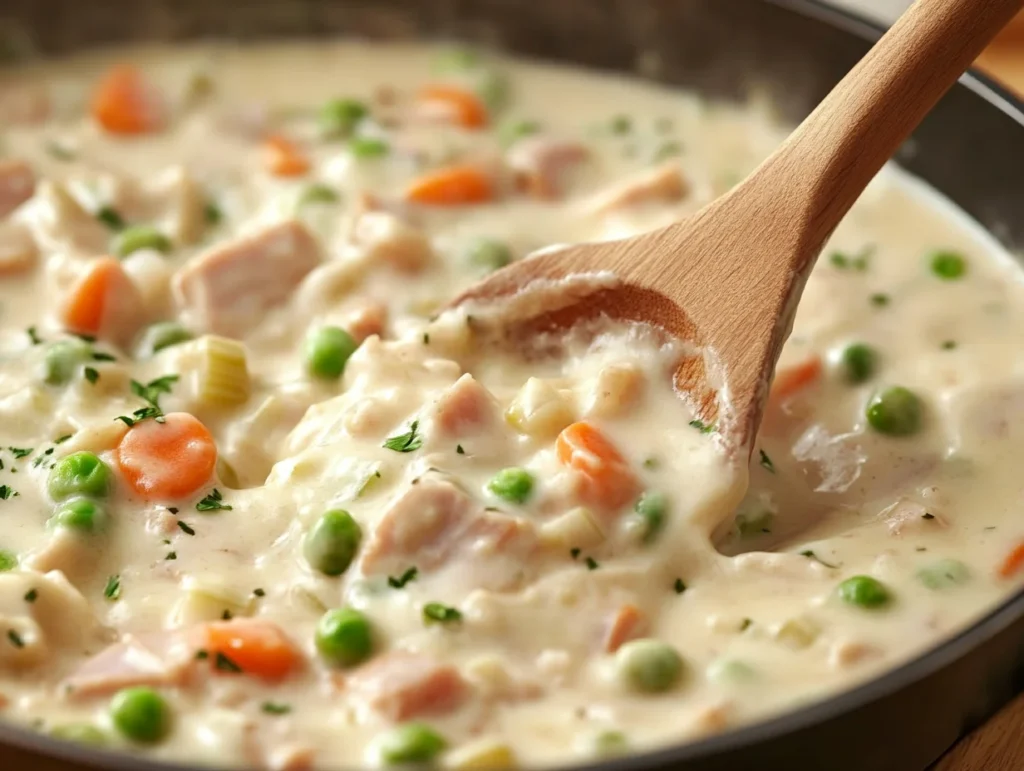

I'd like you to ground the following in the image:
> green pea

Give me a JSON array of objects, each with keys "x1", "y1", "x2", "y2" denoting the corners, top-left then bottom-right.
[
  {"x1": 48, "y1": 452, "x2": 113, "y2": 501},
  {"x1": 349, "y1": 137, "x2": 390, "y2": 159},
  {"x1": 592, "y1": 730, "x2": 629, "y2": 757},
  {"x1": 840, "y1": 342, "x2": 878, "y2": 384},
  {"x1": 465, "y1": 238, "x2": 513, "y2": 273},
  {"x1": 499, "y1": 119, "x2": 540, "y2": 147},
  {"x1": 305, "y1": 326, "x2": 358, "y2": 380},
  {"x1": 0, "y1": 550, "x2": 16, "y2": 572},
  {"x1": 930, "y1": 250, "x2": 967, "y2": 280},
  {"x1": 315, "y1": 607, "x2": 373, "y2": 667},
  {"x1": 634, "y1": 491, "x2": 668, "y2": 544},
  {"x1": 487, "y1": 467, "x2": 534, "y2": 504},
  {"x1": 50, "y1": 498, "x2": 108, "y2": 534},
  {"x1": 917, "y1": 558, "x2": 970, "y2": 590},
  {"x1": 109, "y1": 687, "x2": 171, "y2": 744},
  {"x1": 837, "y1": 575, "x2": 891, "y2": 609},
  {"x1": 304, "y1": 509, "x2": 362, "y2": 576},
  {"x1": 138, "y1": 321, "x2": 192, "y2": 357},
  {"x1": 375, "y1": 722, "x2": 447, "y2": 765},
  {"x1": 298, "y1": 183, "x2": 339, "y2": 207},
  {"x1": 319, "y1": 98, "x2": 368, "y2": 139},
  {"x1": 114, "y1": 225, "x2": 171, "y2": 258},
  {"x1": 866, "y1": 386, "x2": 923, "y2": 436},
  {"x1": 706, "y1": 658, "x2": 756, "y2": 685},
  {"x1": 616, "y1": 639, "x2": 683, "y2": 693},
  {"x1": 43, "y1": 339, "x2": 92, "y2": 385},
  {"x1": 50, "y1": 723, "x2": 108, "y2": 746}
]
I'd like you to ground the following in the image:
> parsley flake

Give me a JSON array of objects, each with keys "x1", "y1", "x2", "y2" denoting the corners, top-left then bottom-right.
[
  {"x1": 261, "y1": 702, "x2": 292, "y2": 715},
  {"x1": 673, "y1": 578, "x2": 687, "y2": 594},
  {"x1": 95, "y1": 206, "x2": 125, "y2": 231},
  {"x1": 83, "y1": 367, "x2": 99, "y2": 385},
  {"x1": 54, "y1": 434, "x2": 73, "y2": 444},
  {"x1": 196, "y1": 488, "x2": 232, "y2": 512},
  {"x1": 423, "y1": 602, "x2": 462, "y2": 625},
  {"x1": 7, "y1": 629, "x2": 24, "y2": 648},
  {"x1": 26, "y1": 326, "x2": 42, "y2": 345},
  {"x1": 456, "y1": 444, "x2": 465, "y2": 455},
  {"x1": 23, "y1": 588, "x2": 37, "y2": 603},
  {"x1": 103, "y1": 575, "x2": 121, "y2": 600},
  {"x1": 689, "y1": 419, "x2": 716, "y2": 434},
  {"x1": 800, "y1": 550, "x2": 838, "y2": 569},
  {"x1": 214, "y1": 651, "x2": 243, "y2": 673},
  {"x1": 91, "y1": 351, "x2": 117, "y2": 362},
  {"x1": 0, "y1": 485, "x2": 14, "y2": 501},
  {"x1": 759, "y1": 449, "x2": 775, "y2": 473},
  {"x1": 388, "y1": 567, "x2": 418, "y2": 589},
  {"x1": 177, "y1": 521, "x2": 196, "y2": 536},
  {"x1": 585, "y1": 556, "x2": 600, "y2": 571},
  {"x1": 383, "y1": 420, "x2": 423, "y2": 453},
  {"x1": 8, "y1": 447, "x2": 31, "y2": 459},
  {"x1": 253, "y1": 588, "x2": 265, "y2": 597}
]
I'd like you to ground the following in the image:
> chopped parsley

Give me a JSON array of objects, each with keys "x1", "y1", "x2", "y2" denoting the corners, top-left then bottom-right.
[
  {"x1": 688, "y1": 419, "x2": 716, "y2": 434},
  {"x1": 214, "y1": 651, "x2": 243, "y2": 673},
  {"x1": 8, "y1": 447, "x2": 31, "y2": 459},
  {"x1": 131, "y1": 374, "x2": 179, "y2": 407},
  {"x1": 194, "y1": 649, "x2": 209, "y2": 660},
  {"x1": 0, "y1": 551, "x2": 17, "y2": 571},
  {"x1": 585, "y1": 557, "x2": 600, "y2": 571},
  {"x1": 196, "y1": 488, "x2": 232, "y2": 512},
  {"x1": 609, "y1": 115, "x2": 632, "y2": 135},
  {"x1": 261, "y1": 702, "x2": 292, "y2": 715},
  {"x1": 422, "y1": 333, "x2": 430, "y2": 345},
  {"x1": 383, "y1": 420, "x2": 423, "y2": 453},
  {"x1": 115, "y1": 406, "x2": 165, "y2": 427},
  {"x1": 204, "y1": 201, "x2": 222, "y2": 226},
  {"x1": 759, "y1": 449, "x2": 775, "y2": 473},
  {"x1": 54, "y1": 434, "x2": 73, "y2": 444},
  {"x1": 829, "y1": 245, "x2": 874, "y2": 271},
  {"x1": 941, "y1": 340, "x2": 957, "y2": 350},
  {"x1": 456, "y1": 444, "x2": 465, "y2": 455},
  {"x1": 177, "y1": 521, "x2": 196, "y2": 536},
  {"x1": 0, "y1": 485, "x2": 15, "y2": 501},
  {"x1": 870, "y1": 292, "x2": 891, "y2": 307},
  {"x1": 642, "y1": 457, "x2": 660, "y2": 470},
  {"x1": 922, "y1": 512, "x2": 936, "y2": 520},
  {"x1": 167, "y1": 507, "x2": 179, "y2": 515},
  {"x1": 91, "y1": 351, "x2": 117, "y2": 362},
  {"x1": 570, "y1": 547, "x2": 581, "y2": 560},
  {"x1": 673, "y1": 578, "x2": 687, "y2": 594},
  {"x1": 253, "y1": 588, "x2": 265, "y2": 597},
  {"x1": 388, "y1": 567, "x2": 418, "y2": 589},
  {"x1": 83, "y1": 367, "x2": 99, "y2": 385},
  {"x1": 221, "y1": 609, "x2": 233, "y2": 620},
  {"x1": 739, "y1": 618, "x2": 753, "y2": 631},
  {"x1": 26, "y1": 326, "x2": 42, "y2": 345},
  {"x1": 95, "y1": 206, "x2": 126, "y2": 231},
  {"x1": 23, "y1": 589, "x2": 37, "y2": 603},
  {"x1": 165, "y1": 551, "x2": 177, "y2": 560},
  {"x1": 423, "y1": 602, "x2": 462, "y2": 625},
  {"x1": 800, "y1": 550, "x2": 838, "y2": 569},
  {"x1": 103, "y1": 575, "x2": 121, "y2": 601},
  {"x1": 7, "y1": 629, "x2": 24, "y2": 648}
]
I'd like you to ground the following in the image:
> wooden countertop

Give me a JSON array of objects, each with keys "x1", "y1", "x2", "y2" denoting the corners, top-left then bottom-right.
[{"x1": 930, "y1": 32, "x2": 1024, "y2": 771}]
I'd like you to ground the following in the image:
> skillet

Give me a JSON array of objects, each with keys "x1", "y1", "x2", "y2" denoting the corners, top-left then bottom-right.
[{"x1": 0, "y1": 1, "x2": 1023, "y2": 769}]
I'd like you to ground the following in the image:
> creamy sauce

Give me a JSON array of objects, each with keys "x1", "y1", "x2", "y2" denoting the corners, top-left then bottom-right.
[{"x1": 0, "y1": 41, "x2": 1021, "y2": 769}]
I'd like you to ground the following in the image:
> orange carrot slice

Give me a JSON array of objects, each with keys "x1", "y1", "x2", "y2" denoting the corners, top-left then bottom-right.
[
  {"x1": 91, "y1": 65, "x2": 165, "y2": 135},
  {"x1": 770, "y1": 355, "x2": 823, "y2": 402},
  {"x1": 556, "y1": 422, "x2": 638, "y2": 510},
  {"x1": 116, "y1": 412, "x2": 217, "y2": 501},
  {"x1": 998, "y1": 541, "x2": 1024, "y2": 579},
  {"x1": 417, "y1": 85, "x2": 488, "y2": 129},
  {"x1": 263, "y1": 134, "x2": 310, "y2": 177},
  {"x1": 604, "y1": 604, "x2": 647, "y2": 653},
  {"x1": 61, "y1": 258, "x2": 126, "y2": 337},
  {"x1": 203, "y1": 619, "x2": 303, "y2": 682},
  {"x1": 405, "y1": 164, "x2": 494, "y2": 206}
]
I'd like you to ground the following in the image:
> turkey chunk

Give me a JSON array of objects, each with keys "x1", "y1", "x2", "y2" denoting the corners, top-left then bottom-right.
[
  {"x1": 0, "y1": 159, "x2": 35, "y2": 218},
  {"x1": 174, "y1": 220, "x2": 320, "y2": 336},
  {"x1": 588, "y1": 161, "x2": 687, "y2": 215},
  {"x1": 433, "y1": 374, "x2": 500, "y2": 438},
  {"x1": 346, "y1": 651, "x2": 468, "y2": 721},
  {"x1": 63, "y1": 630, "x2": 195, "y2": 699},
  {"x1": 507, "y1": 137, "x2": 588, "y2": 199}
]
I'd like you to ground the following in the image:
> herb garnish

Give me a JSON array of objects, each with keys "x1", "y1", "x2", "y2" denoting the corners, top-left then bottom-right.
[
  {"x1": 0, "y1": 485, "x2": 14, "y2": 501},
  {"x1": 456, "y1": 444, "x2": 465, "y2": 455},
  {"x1": 383, "y1": 420, "x2": 423, "y2": 453},
  {"x1": 423, "y1": 602, "x2": 462, "y2": 625},
  {"x1": 214, "y1": 651, "x2": 243, "y2": 673},
  {"x1": 922, "y1": 512, "x2": 935, "y2": 520},
  {"x1": 165, "y1": 552, "x2": 177, "y2": 561},
  {"x1": 103, "y1": 575, "x2": 121, "y2": 600},
  {"x1": 95, "y1": 206, "x2": 126, "y2": 231},
  {"x1": 253, "y1": 588, "x2": 265, "y2": 597},
  {"x1": 91, "y1": 351, "x2": 117, "y2": 362},
  {"x1": 261, "y1": 702, "x2": 292, "y2": 715},
  {"x1": 585, "y1": 556, "x2": 600, "y2": 570},
  {"x1": 177, "y1": 521, "x2": 196, "y2": 536},
  {"x1": 55, "y1": 434, "x2": 73, "y2": 444},
  {"x1": 8, "y1": 447, "x2": 31, "y2": 459},
  {"x1": 388, "y1": 567, "x2": 418, "y2": 589},
  {"x1": 673, "y1": 578, "x2": 687, "y2": 594},
  {"x1": 23, "y1": 589, "x2": 37, "y2": 603},
  {"x1": 800, "y1": 550, "x2": 838, "y2": 569},
  {"x1": 829, "y1": 245, "x2": 874, "y2": 271},
  {"x1": 204, "y1": 202, "x2": 222, "y2": 226},
  {"x1": 26, "y1": 326, "x2": 42, "y2": 345},
  {"x1": 739, "y1": 618, "x2": 753, "y2": 631},
  {"x1": 83, "y1": 367, "x2": 99, "y2": 384},
  {"x1": 194, "y1": 649, "x2": 209, "y2": 660},
  {"x1": 196, "y1": 488, "x2": 232, "y2": 512},
  {"x1": 570, "y1": 547, "x2": 581, "y2": 560},
  {"x1": 759, "y1": 449, "x2": 775, "y2": 473},
  {"x1": 941, "y1": 340, "x2": 957, "y2": 350},
  {"x1": 870, "y1": 292, "x2": 891, "y2": 307},
  {"x1": 689, "y1": 419, "x2": 716, "y2": 434},
  {"x1": 7, "y1": 629, "x2": 24, "y2": 648},
  {"x1": 116, "y1": 375, "x2": 179, "y2": 426}
]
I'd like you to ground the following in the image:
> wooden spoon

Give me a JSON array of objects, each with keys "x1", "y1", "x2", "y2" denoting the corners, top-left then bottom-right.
[{"x1": 453, "y1": 0, "x2": 1022, "y2": 456}]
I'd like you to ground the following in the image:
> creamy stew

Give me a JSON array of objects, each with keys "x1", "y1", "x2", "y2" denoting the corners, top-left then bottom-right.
[{"x1": 0, "y1": 41, "x2": 1021, "y2": 769}]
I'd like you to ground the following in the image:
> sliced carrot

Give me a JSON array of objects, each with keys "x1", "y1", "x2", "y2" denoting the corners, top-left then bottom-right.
[
  {"x1": 263, "y1": 134, "x2": 310, "y2": 177},
  {"x1": 405, "y1": 164, "x2": 494, "y2": 206},
  {"x1": 556, "y1": 421, "x2": 639, "y2": 510},
  {"x1": 603, "y1": 604, "x2": 647, "y2": 653},
  {"x1": 769, "y1": 355, "x2": 823, "y2": 402},
  {"x1": 202, "y1": 619, "x2": 303, "y2": 682},
  {"x1": 91, "y1": 64, "x2": 165, "y2": 135},
  {"x1": 61, "y1": 258, "x2": 125, "y2": 337},
  {"x1": 416, "y1": 85, "x2": 488, "y2": 129},
  {"x1": 998, "y1": 541, "x2": 1024, "y2": 579},
  {"x1": 116, "y1": 412, "x2": 217, "y2": 501}
]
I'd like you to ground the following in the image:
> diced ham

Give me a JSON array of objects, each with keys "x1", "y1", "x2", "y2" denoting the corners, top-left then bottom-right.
[
  {"x1": 588, "y1": 161, "x2": 688, "y2": 215},
  {"x1": 0, "y1": 220, "x2": 37, "y2": 276},
  {"x1": 0, "y1": 159, "x2": 34, "y2": 218},
  {"x1": 174, "y1": 220, "x2": 320, "y2": 337},
  {"x1": 347, "y1": 651, "x2": 468, "y2": 720},
  {"x1": 342, "y1": 300, "x2": 387, "y2": 343},
  {"x1": 433, "y1": 374, "x2": 500, "y2": 438},
  {"x1": 603, "y1": 604, "x2": 647, "y2": 653},
  {"x1": 507, "y1": 137, "x2": 588, "y2": 199},
  {"x1": 360, "y1": 478, "x2": 537, "y2": 589},
  {"x1": 63, "y1": 631, "x2": 196, "y2": 699},
  {"x1": 351, "y1": 210, "x2": 433, "y2": 273}
]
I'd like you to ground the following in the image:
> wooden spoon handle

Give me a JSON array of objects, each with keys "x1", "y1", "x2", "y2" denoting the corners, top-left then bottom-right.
[{"x1": 744, "y1": 0, "x2": 1022, "y2": 266}]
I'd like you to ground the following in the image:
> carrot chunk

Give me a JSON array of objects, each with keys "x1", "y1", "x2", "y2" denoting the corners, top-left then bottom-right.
[
  {"x1": 116, "y1": 412, "x2": 217, "y2": 501},
  {"x1": 405, "y1": 164, "x2": 494, "y2": 206},
  {"x1": 61, "y1": 257, "x2": 144, "y2": 340},
  {"x1": 202, "y1": 619, "x2": 303, "y2": 682},
  {"x1": 770, "y1": 355, "x2": 823, "y2": 402},
  {"x1": 91, "y1": 65, "x2": 165, "y2": 135},
  {"x1": 556, "y1": 422, "x2": 638, "y2": 510},
  {"x1": 263, "y1": 134, "x2": 310, "y2": 177},
  {"x1": 417, "y1": 85, "x2": 488, "y2": 129},
  {"x1": 604, "y1": 604, "x2": 647, "y2": 653},
  {"x1": 998, "y1": 541, "x2": 1024, "y2": 579}
]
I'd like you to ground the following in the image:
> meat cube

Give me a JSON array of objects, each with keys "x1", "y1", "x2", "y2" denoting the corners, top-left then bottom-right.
[
  {"x1": 347, "y1": 651, "x2": 468, "y2": 720},
  {"x1": 351, "y1": 210, "x2": 433, "y2": 273},
  {"x1": 433, "y1": 374, "x2": 500, "y2": 437},
  {"x1": 588, "y1": 161, "x2": 688, "y2": 215},
  {"x1": 63, "y1": 631, "x2": 195, "y2": 699},
  {"x1": 0, "y1": 159, "x2": 34, "y2": 218},
  {"x1": 174, "y1": 220, "x2": 321, "y2": 337},
  {"x1": 0, "y1": 220, "x2": 37, "y2": 276},
  {"x1": 342, "y1": 300, "x2": 387, "y2": 343},
  {"x1": 507, "y1": 137, "x2": 588, "y2": 199}
]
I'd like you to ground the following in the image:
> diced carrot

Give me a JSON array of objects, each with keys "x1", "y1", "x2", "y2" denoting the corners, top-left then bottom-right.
[
  {"x1": 998, "y1": 541, "x2": 1024, "y2": 579},
  {"x1": 116, "y1": 412, "x2": 217, "y2": 501},
  {"x1": 405, "y1": 164, "x2": 494, "y2": 206},
  {"x1": 202, "y1": 619, "x2": 303, "y2": 682},
  {"x1": 262, "y1": 134, "x2": 310, "y2": 177},
  {"x1": 416, "y1": 85, "x2": 488, "y2": 129},
  {"x1": 556, "y1": 422, "x2": 639, "y2": 510},
  {"x1": 90, "y1": 64, "x2": 165, "y2": 135},
  {"x1": 603, "y1": 604, "x2": 646, "y2": 653},
  {"x1": 770, "y1": 355, "x2": 823, "y2": 402},
  {"x1": 60, "y1": 258, "x2": 125, "y2": 337}
]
